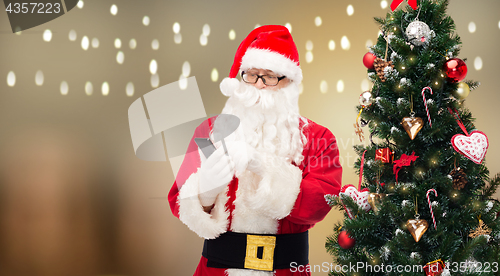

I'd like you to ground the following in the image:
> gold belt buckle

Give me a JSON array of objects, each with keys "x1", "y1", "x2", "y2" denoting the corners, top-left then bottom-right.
[{"x1": 244, "y1": 234, "x2": 276, "y2": 271}]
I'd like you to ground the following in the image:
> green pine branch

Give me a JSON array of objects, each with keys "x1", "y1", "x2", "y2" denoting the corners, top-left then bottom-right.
[
  {"x1": 482, "y1": 173, "x2": 500, "y2": 200},
  {"x1": 326, "y1": 0, "x2": 499, "y2": 272},
  {"x1": 464, "y1": 80, "x2": 480, "y2": 91}
]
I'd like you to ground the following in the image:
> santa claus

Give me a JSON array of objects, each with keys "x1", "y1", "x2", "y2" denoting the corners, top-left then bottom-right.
[{"x1": 168, "y1": 25, "x2": 342, "y2": 276}]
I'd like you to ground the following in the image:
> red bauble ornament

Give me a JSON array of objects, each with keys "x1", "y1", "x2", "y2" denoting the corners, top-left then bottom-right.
[
  {"x1": 338, "y1": 230, "x2": 356, "y2": 249},
  {"x1": 363, "y1": 52, "x2": 377, "y2": 70},
  {"x1": 443, "y1": 58, "x2": 467, "y2": 82}
]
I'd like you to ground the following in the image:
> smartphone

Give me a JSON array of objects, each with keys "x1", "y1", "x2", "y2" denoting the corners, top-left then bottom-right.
[{"x1": 194, "y1": 138, "x2": 217, "y2": 158}]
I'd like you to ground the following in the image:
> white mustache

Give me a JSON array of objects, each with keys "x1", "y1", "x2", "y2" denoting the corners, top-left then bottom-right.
[{"x1": 233, "y1": 83, "x2": 282, "y2": 110}]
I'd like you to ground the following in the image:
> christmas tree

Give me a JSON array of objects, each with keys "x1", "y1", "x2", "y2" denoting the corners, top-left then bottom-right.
[{"x1": 325, "y1": 1, "x2": 500, "y2": 275}]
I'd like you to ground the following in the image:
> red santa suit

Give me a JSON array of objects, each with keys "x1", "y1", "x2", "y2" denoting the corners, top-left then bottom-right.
[
  {"x1": 168, "y1": 116, "x2": 341, "y2": 276},
  {"x1": 168, "y1": 25, "x2": 342, "y2": 276}
]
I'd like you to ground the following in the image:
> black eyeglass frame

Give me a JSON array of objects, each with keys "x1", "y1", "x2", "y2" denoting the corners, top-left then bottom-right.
[{"x1": 241, "y1": 71, "x2": 287, "y2": 86}]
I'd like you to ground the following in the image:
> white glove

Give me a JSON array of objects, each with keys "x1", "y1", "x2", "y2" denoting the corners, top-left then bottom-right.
[
  {"x1": 198, "y1": 146, "x2": 234, "y2": 207},
  {"x1": 226, "y1": 141, "x2": 264, "y2": 176}
]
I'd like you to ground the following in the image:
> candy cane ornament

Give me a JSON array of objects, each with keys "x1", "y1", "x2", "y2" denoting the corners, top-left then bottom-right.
[
  {"x1": 421, "y1": 87, "x2": 433, "y2": 127},
  {"x1": 426, "y1": 189, "x2": 438, "y2": 229}
]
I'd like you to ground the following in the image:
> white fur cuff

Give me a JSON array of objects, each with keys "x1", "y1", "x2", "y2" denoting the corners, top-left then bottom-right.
[
  {"x1": 226, "y1": 269, "x2": 274, "y2": 276},
  {"x1": 246, "y1": 155, "x2": 302, "y2": 219},
  {"x1": 178, "y1": 171, "x2": 230, "y2": 239}
]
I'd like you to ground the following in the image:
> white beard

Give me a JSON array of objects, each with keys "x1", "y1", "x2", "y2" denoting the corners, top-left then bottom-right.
[
  {"x1": 219, "y1": 81, "x2": 306, "y2": 164},
  {"x1": 218, "y1": 81, "x2": 306, "y2": 276}
]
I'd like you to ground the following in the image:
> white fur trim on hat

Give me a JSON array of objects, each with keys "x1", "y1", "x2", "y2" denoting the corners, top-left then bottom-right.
[
  {"x1": 220, "y1": 77, "x2": 239, "y2": 97},
  {"x1": 240, "y1": 48, "x2": 303, "y2": 84}
]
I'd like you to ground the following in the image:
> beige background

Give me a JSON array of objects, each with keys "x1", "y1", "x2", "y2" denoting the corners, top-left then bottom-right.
[{"x1": 0, "y1": 0, "x2": 499, "y2": 275}]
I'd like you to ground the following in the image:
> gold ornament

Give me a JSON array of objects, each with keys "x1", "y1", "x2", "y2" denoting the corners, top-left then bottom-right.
[
  {"x1": 368, "y1": 193, "x2": 386, "y2": 215},
  {"x1": 354, "y1": 104, "x2": 366, "y2": 142},
  {"x1": 401, "y1": 116, "x2": 423, "y2": 140},
  {"x1": 469, "y1": 218, "x2": 492, "y2": 238},
  {"x1": 452, "y1": 82, "x2": 470, "y2": 100},
  {"x1": 354, "y1": 121, "x2": 364, "y2": 142},
  {"x1": 406, "y1": 218, "x2": 429, "y2": 242}
]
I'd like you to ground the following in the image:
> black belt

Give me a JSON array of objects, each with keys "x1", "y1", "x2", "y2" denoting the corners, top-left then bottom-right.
[{"x1": 202, "y1": 231, "x2": 309, "y2": 271}]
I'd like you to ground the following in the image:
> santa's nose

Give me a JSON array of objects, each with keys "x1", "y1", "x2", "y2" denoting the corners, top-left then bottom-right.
[{"x1": 254, "y1": 78, "x2": 267, "y2": 89}]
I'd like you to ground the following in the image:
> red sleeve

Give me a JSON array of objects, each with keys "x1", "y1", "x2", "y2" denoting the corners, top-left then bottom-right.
[
  {"x1": 168, "y1": 117, "x2": 215, "y2": 218},
  {"x1": 285, "y1": 121, "x2": 342, "y2": 225}
]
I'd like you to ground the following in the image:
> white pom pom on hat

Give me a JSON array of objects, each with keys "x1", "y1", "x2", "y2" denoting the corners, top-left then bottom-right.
[{"x1": 220, "y1": 77, "x2": 239, "y2": 97}]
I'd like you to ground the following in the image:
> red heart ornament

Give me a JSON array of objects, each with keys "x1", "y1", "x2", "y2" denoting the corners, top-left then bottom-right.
[
  {"x1": 339, "y1": 184, "x2": 371, "y2": 219},
  {"x1": 451, "y1": 131, "x2": 489, "y2": 164}
]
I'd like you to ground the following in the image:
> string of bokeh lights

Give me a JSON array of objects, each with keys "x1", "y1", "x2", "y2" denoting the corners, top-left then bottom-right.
[{"x1": 5, "y1": 0, "x2": 494, "y2": 96}]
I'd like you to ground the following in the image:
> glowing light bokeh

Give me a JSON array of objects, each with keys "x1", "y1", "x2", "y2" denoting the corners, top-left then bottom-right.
[
  {"x1": 35, "y1": 70, "x2": 44, "y2": 86},
  {"x1": 337, "y1": 80, "x2": 345, "y2": 93},
  {"x1": 7, "y1": 71, "x2": 16, "y2": 87},
  {"x1": 43, "y1": 29, "x2": 52, "y2": 42}
]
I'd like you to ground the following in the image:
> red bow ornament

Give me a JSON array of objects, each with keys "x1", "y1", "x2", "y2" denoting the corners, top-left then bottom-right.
[
  {"x1": 391, "y1": 0, "x2": 418, "y2": 11},
  {"x1": 393, "y1": 151, "x2": 419, "y2": 183}
]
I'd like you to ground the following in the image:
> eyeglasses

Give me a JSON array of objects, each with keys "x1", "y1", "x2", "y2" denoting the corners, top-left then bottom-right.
[{"x1": 241, "y1": 71, "x2": 286, "y2": 86}]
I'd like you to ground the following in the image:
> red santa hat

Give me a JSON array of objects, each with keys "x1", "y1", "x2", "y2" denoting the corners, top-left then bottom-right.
[{"x1": 220, "y1": 25, "x2": 303, "y2": 97}]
